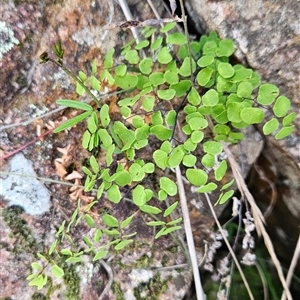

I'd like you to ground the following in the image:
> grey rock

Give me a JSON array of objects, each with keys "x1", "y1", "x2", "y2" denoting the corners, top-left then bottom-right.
[{"x1": 1, "y1": 153, "x2": 50, "y2": 215}]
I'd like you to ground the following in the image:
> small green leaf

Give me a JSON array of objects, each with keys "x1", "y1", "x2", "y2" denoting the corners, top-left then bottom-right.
[
  {"x1": 78, "y1": 70, "x2": 87, "y2": 81},
  {"x1": 183, "y1": 138, "x2": 197, "y2": 151},
  {"x1": 107, "y1": 184, "x2": 122, "y2": 203},
  {"x1": 120, "y1": 106, "x2": 131, "y2": 117},
  {"x1": 115, "y1": 239, "x2": 133, "y2": 250},
  {"x1": 283, "y1": 112, "x2": 296, "y2": 126},
  {"x1": 216, "y1": 190, "x2": 234, "y2": 205},
  {"x1": 143, "y1": 162, "x2": 155, "y2": 173},
  {"x1": 135, "y1": 40, "x2": 150, "y2": 50},
  {"x1": 186, "y1": 169, "x2": 208, "y2": 186},
  {"x1": 155, "y1": 226, "x2": 181, "y2": 239},
  {"x1": 167, "y1": 217, "x2": 182, "y2": 226},
  {"x1": 150, "y1": 125, "x2": 172, "y2": 141},
  {"x1": 161, "y1": 140, "x2": 172, "y2": 153},
  {"x1": 273, "y1": 96, "x2": 291, "y2": 117},
  {"x1": 54, "y1": 111, "x2": 92, "y2": 133},
  {"x1": 106, "y1": 144, "x2": 115, "y2": 166},
  {"x1": 151, "y1": 111, "x2": 163, "y2": 125},
  {"x1": 104, "y1": 229, "x2": 120, "y2": 236},
  {"x1": 118, "y1": 95, "x2": 140, "y2": 107},
  {"x1": 221, "y1": 179, "x2": 235, "y2": 191},
  {"x1": 31, "y1": 262, "x2": 43, "y2": 270},
  {"x1": 157, "y1": 47, "x2": 172, "y2": 64},
  {"x1": 201, "y1": 153, "x2": 215, "y2": 168},
  {"x1": 139, "y1": 57, "x2": 153, "y2": 74},
  {"x1": 147, "y1": 221, "x2": 166, "y2": 226},
  {"x1": 94, "y1": 229, "x2": 103, "y2": 242},
  {"x1": 170, "y1": 80, "x2": 192, "y2": 97},
  {"x1": 125, "y1": 49, "x2": 140, "y2": 64},
  {"x1": 187, "y1": 116, "x2": 208, "y2": 131},
  {"x1": 160, "y1": 177, "x2": 177, "y2": 196},
  {"x1": 121, "y1": 215, "x2": 134, "y2": 229},
  {"x1": 218, "y1": 62, "x2": 234, "y2": 78},
  {"x1": 275, "y1": 126, "x2": 295, "y2": 139},
  {"x1": 215, "y1": 160, "x2": 227, "y2": 181},
  {"x1": 149, "y1": 72, "x2": 166, "y2": 86},
  {"x1": 157, "y1": 89, "x2": 176, "y2": 100},
  {"x1": 142, "y1": 96, "x2": 155, "y2": 112},
  {"x1": 48, "y1": 240, "x2": 57, "y2": 255},
  {"x1": 188, "y1": 87, "x2": 201, "y2": 105},
  {"x1": 257, "y1": 83, "x2": 279, "y2": 105},
  {"x1": 51, "y1": 265, "x2": 64, "y2": 279},
  {"x1": 202, "y1": 89, "x2": 219, "y2": 106},
  {"x1": 227, "y1": 102, "x2": 244, "y2": 123},
  {"x1": 182, "y1": 154, "x2": 197, "y2": 167},
  {"x1": 56, "y1": 99, "x2": 93, "y2": 111},
  {"x1": 179, "y1": 57, "x2": 196, "y2": 77},
  {"x1": 153, "y1": 149, "x2": 168, "y2": 169},
  {"x1": 164, "y1": 70, "x2": 179, "y2": 84},
  {"x1": 263, "y1": 118, "x2": 279, "y2": 135},
  {"x1": 115, "y1": 74, "x2": 138, "y2": 90},
  {"x1": 140, "y1": 205, "x2": 162, "y2": 214},
  {"x1": 104, "y1": 48, "x2": 115, "y2": 68},
  {"x1": 197, "y1": 182, "x2": 218, "y2": 193},
  {"x1": 98, "y1": 128, "x2": 112, "y2": 148},
  {"x1": 203, "y1": 141, "x2": 223, "y2": 155},
  {"x1": 132, "y1": 185, "x2": 146, "y2": 206},
  {"x1": 66, "y1": 257, "x2": 82, "y2": 263},
  {"x1": 76, "y1": 81, "x2": 85, "y2": 95},
  {"x1": 102, "y1": 214, "x2": 119, "y2": 227},
  {"x1": 167, "y1": 146, "x2": 185, "y2": 168},
  {"x1": 163, "y1": 201, "x2": 178, "y2": 217},
  {"x1": 61, "y1": 248, "x2": 73, "y2": 256},
  {"x1": 215, "y1": 39, "x2": 235, "y2": 57},
  {"x1": 158, "y1": 189, "x2": 167, "y2": 201},
  {"x1": 160, "y1": 22, "x2": 176, "y2": 33},
  {"x1": 190, "y1": 131, "x2": 204, "y2": 143},
  {"x1": 82, "y1": 130, "x2": 91, "y2": 149},
  {"x1": 85, "y1": 214, "x2": 96, "y2": 228},
  {"x1": 89, "y1": 155, "x2": 99, "y2": 173},
  {"x1": 240, "y1": 107, "x2": 264, "y2": 124},
  {"x1": 237, "y1": 81, "x2": 253, "y2": 98},
  {"x1": 129, "y1": 163, "x2": 145, "y2": 181},
  {"x1": 90, "y1": 75, "x2": 101, "y2": 91},
  {"x1": 115, "y1": 64, "x2": 127, "y2": 76},
  {"x1": 151, "y1": 37, "x2": 163, "y2": 50},
  {"x1": 114, "y1": 170, "x2": 132, "y2": 186},
  {"x1": 142, "y1": 26, "x2": 156, "y2": 37},
  {"x1": 166, "y1": 32, "x2": 187, "y2": 45},
  {"x1": 37, "y1": 253, "x2": 48, "y2": 261},
  {"x1": 165, "y1": 110, "x2": 176, "y2": 126},
  {"x1": 197, "y1": 55, "x2": 214, "y2": 67},
  {"x1": 28, "y1": 275, "x2": 46, "y2": 289},
  {"x1": 87, "y1": 112, "x2": 98, "y2": 133},
  {"x1": 100, "y1": 104, "x2": 110, "y2": 127},
  {"x1": 93, "y1": 250, "x2": 108, "y2": 261},
  {"x1": 203, "y1": 40, "x2": 218, "y2": 55}
]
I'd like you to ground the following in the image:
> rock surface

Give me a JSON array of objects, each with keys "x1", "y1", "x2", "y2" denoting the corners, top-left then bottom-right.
[{"x1": 2, "y1": 153, "x2": 51, "y2": 215}]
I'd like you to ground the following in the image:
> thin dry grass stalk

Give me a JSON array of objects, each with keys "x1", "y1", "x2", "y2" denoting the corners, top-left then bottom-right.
[{"x1": 223, "y1": 143, "x2": 293, "y2": 300}]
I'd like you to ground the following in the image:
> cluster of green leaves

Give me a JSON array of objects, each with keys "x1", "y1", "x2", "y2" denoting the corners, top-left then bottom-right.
[
  {"x1": 32, "y1": 23, "x2": 295, "y2": 292},
  {"x1": 54, "y1": 26, "x2": 294, "y2": 203}
]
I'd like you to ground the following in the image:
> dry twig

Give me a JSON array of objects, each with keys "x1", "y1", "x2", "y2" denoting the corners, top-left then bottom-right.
[{"x1": 223, "y1": 143, "x2": 293, "y2": 300}]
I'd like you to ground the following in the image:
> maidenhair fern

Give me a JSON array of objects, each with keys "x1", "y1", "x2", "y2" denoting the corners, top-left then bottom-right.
[{"x1": 28, "y1": 24, "x2": 295, "y2": 290}]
